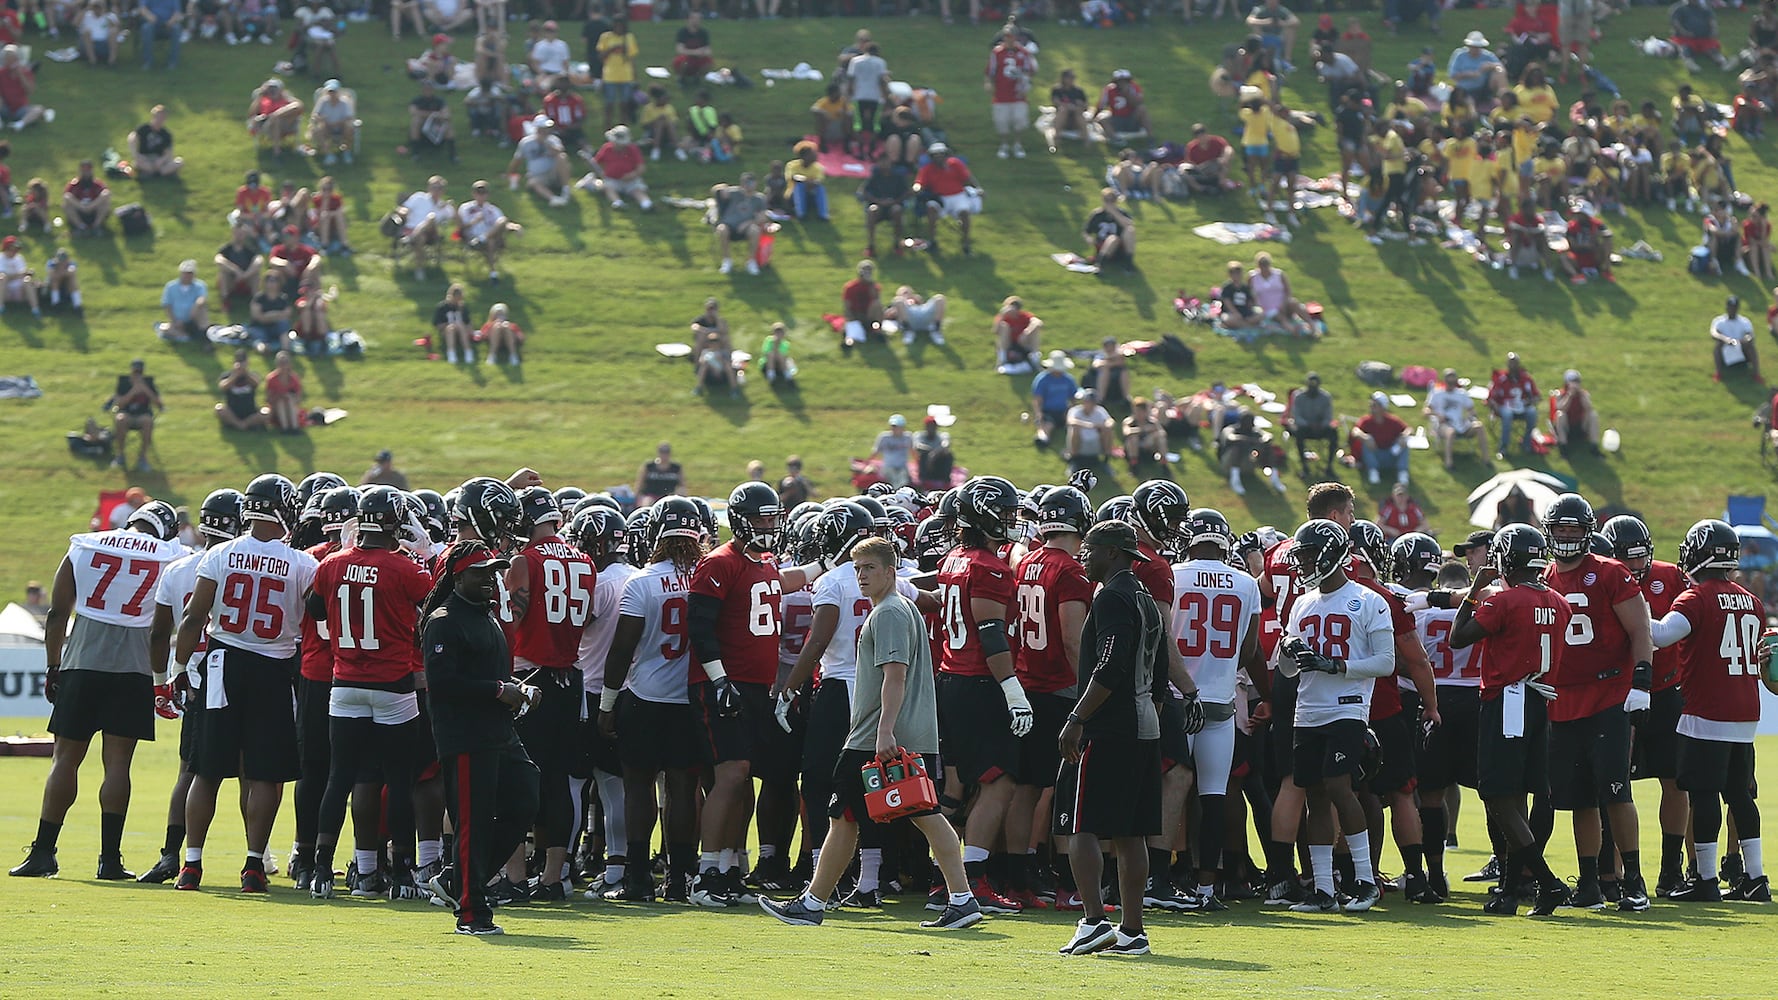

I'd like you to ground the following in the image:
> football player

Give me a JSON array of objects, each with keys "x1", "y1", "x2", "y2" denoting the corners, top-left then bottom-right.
[
  {"x1": 1447, "y1": 525, "x2": 1574, "y2": 916},
  {"x1": 10, "y1": 499, "x2": 186, "y2": 880},
  {"x1": 1276, "y1": 519, "x2": 1394, "y2": 913},
  {"x1": 441, "y1": 476, "x2": 525, "y2": 637},
  {"x1": 500, "y1": 487, "x2": 595, "y2": 903},
  {"x1": 1600, "y1": 515, "x2": 1692, "y2": 895},
  {"x1": 290, "y1": 485, "x2": 358, "y2": 893},
  {"x1": 173, "y1": 474, "x2": 320, "y2": 892},
  {"x1": 568, "y1": 507, "x2": 636, "y2": 898},
  {"x1": 1168, "y1": 508, "x2": 1263, "y2": 908},
  {"x1": 1541, "y1": 494, "x2": 1655, "y2": 912},
  {"x1": 598, "y1": 498, "x2": 707, "y2": 903},
  {"x1": 292, "y1": 473, "x2": 348, "y2": 550},
  {"x1": 139, "y1": 489, "x2": 244, "y2": 885},
  {"x1": 1649, "y1": 520, "x2": 1770, "y2": 902},
  {"x1": 306, "y1": 486, "x2": 436, "y2": 900}
]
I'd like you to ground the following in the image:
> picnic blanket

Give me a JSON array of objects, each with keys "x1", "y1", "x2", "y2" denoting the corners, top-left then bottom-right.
[
  {"x1": 1192, "y1": 221, "x2": 1291, "y2": 246},
  {"x1": 800, "y1": 135, "x2": 870, "y2": 178},
  {"x1": 0, "y1": 375, "x2": 42, "y2": 399}
]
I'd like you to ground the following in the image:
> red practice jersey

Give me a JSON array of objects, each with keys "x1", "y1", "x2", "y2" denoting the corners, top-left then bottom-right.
[
  {"x1": 510, "y1": 536, "x2": 596, "y2": 669},
  {"x1": 1669, "y1": 579, "x2": 1767, "y2": 726},
  {"x1": 689, "y1": 540, "x2": 783, "y2": 686},
  {"x1": 1134, "y1": 541, "x2": 1174, "y2": 610},
  {"x1": 1543, "y1": 554, "x2": 1643, "y2": 721},
  {"x1": 300, "y1": 540, "x2": 341, "y2": 682},
  {"x1": 1358, "y1": 576, "x2": 1412, "y2": 720},
  {"x1": 1013, "y1": 545, "x2": 1094, "y2": 694},
  {"x1": 314, "y1": 545, "x2": 434, "y2": 685},
  {"x1": 936, "y1": 545, "x2": 1016, "y2": 678},
  {"x1": 1639, "y1": 561, "x2": 1686, "y2": 692},
  {"x1": 1472, "y1": 584, "x2": 1572, "y2": 700},
  {"x1": 986, "y1": 45, "x2": 1035, "y2": 104}
]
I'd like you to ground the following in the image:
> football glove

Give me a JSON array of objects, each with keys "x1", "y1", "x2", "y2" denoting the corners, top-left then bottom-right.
[
  {"x1": 773, "y1": 690, "x2": 795, "y2": 734},
  {"x1": 1180, "y1": 690, "x2": 1206, "y2": 736},
  {"x1": 999, "y1": 675, "x2": 1034, "y2": 737},
  {"x1": 513, "y1": 683, "x2": 541, "y2": 719},
  {"x1": 713, "y1": 677, "x2": 743, "y2": 719},
  {"x1": 1623, "y1": 688, "x2": 1651, "y2": 714},
  {"x1": 1631, "y1": 660, "x2": 1653, "y2": 692},
  {"x1": 1234, "y1": 531, "x2": 1263, "y2": 561},
  {"x1": 44, "y1": 665, "x2": 59, "y2": 704},
  {"x1": 1284, "y1": 638, "x2": 1341, "y2": 674},
  {"x1": 153, "y1": 683, "x2": 181, "y2": 720},
  {"x1": 1401, "y1": 591, "x2": 1431, "y2": 613},
  {"x1": 1068, "y1": 468, "x2": 1099, "y2": 494},
  {"x1": 400, "y1": 510, "x2": 432, "y2": 555},
  {"x1": 1526, "y1": 680, "x2": 1558, "y2": 701}
]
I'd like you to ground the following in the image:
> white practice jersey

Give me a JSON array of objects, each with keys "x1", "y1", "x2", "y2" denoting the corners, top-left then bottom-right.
[
  {"x1": 780, "y1": 586, "x2": 815, "y2": 674},
  {"x1": 65, "y1": 530, "x2": 188, "y2": 628},
  {"x1": 155, "y1": 549, "x2": 207, "y2": 683},
  {"x1": 197, "y1": 534, "x2": 319, "y2": 658},
  {"x1": 1171, "y1": 558, "x2": 1261, "y2": 705},
  {"x1": 618, "y1": 559, "x2": 693, "y2": 705},
  {"x1": 1413, "y1": 604, "x2": 1478, "y2": 687},
  {"x1": 578, "y1": 562, "x2": 637, "y2": 693},
  {"x1": 1285, "y1": 580, "x2": 1393, "y2": 727},
  {"x1": 811, "y1": 561, "x2": 921, "y2": 684}
]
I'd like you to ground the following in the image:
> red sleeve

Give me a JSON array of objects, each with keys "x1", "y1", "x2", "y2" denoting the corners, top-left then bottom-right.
[
  {"x1": 1668, "y1": 587, "x2": 1701, "y2": 628},
  {"x1": 1605, "y1": 563, "x2": 1640, "y2": 606},
  {"x1": 976, "y1": 560, "x2": 1015, "y2": 610},
  {"x1": 690, "y1": 548, "x2": 735, "y2": 601},
  {"x1": 403, "y1": 558, "x2": 436, "y2": 605},
  {"x1": 1058, "y1": 563, "x2": 1094, "y2": 607},
  {"x1": 1472, "y1": 591, "x2": 1508, "y2": 635},
  {"x1": 914, "y1": 164, "x2": 933, "y2": 187}
]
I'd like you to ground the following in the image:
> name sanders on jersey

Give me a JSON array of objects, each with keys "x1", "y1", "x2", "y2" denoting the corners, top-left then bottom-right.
[{"x1": 228, "y1": 551, "x2": 293, "y2": 576}]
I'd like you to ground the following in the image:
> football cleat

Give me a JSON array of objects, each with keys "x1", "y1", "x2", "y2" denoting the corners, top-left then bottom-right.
[
  {"x1": 1342, "y1": 881, "x2": 1380, "y2": 912},
  {"x1": 1669, "y1": 878, "x2": 1722, "y2": 903},
  {"x1": 1600, "y1": 880, "x2": 1622, "y2": 904},
  {"x1": 528, "y1": 879, "x2": 567, "y2": 902},
  {"x1": 1656, "y1": 869, "x2": 1684, "y2": 898},
  {"x1": 749, "y1": 857, "x2": 796, "y2": 892},
  {"x1": 726, "y1": 867, "x2": 759, "y2": 904},
  {"x1": 1428, "y1": 873, "x2": 1450, "y2": 902},
  {"x1": 1617, "y1": 877, "x2": 1651, "y2": 912},
  {"x1": 691, "y1": 869, "x2": 736, "y2": 907},
  {"x1": 920, "y1": 896, "x2": 985, "y2": 930},
  {"x1": 138, "y1": 852, "x2": 181, "y2": 885},
  {"x1": 240, "y1": 867, "x2": 269, "y2": 893},
  {"x1": 758, "y1": 894, "x2": 825, "y2": 927},
  {"x1": 485, "y1": 875, "x2": 528, "y2": 907},
  {"x1": 970, "y1": 876, "x2": 1023, "y2": 914},
  {"x1": 1100, "y1": 927, "x2": 1150, "y2": 957},
  {"x1": 174, "y1": 864, "x2": 203, "y2": 890},
  {"x1": 1264, "y1": 879, "x2": 1307, "y2": 906},
  {"x1": 290, "y1": 859, "x2": 315, "y2": 893},
  {"x1": 351, "y1": 868, "x2": 389, "y2": 899},
  {"x1": 8, "y1": 846, "x2": 58, "y2": 878},
  {"x1": 662, "y1": 872, "x2": 693, "y2": 903},
  {"x1": 1005, "y1": 888, "x2": 1050, "y2": 911},
  {"x1": 1528, "y1": 881, "x2": 1571, "y2": 916},
  {"x1": 926, "y1": 885, "x2": 949, "y2": 912},
  {"x1": 455, "y1": 920, "x2": 505, "y2": 936},
  {"x1": 1463, "y1": 856, "x2": 1501, "y2": 882},
  {"x1": 1142, "y1": 876, "x2": 1198, "y2": 912},
  {"x1": 1565, "y1": 881, "x2": 1606, "y2": 910},
  {"x1": 427, "y1": 866, "x2": 460, "y2": 911},
  {"x1": 1054, "y1": 889, "x2": 1085, "y2": 911},
  {"x1": 1483, "y1": 886, "x2": 1519, "y2": 915},
  {"x1": 1403, "y1": 872, "x2": 1442, "y2": 903},
  {"x1": 602, "y1": 875, "x2": 656, "y2": 903},
  {"x1": 1290, "y1": 890, "x2": 1340, "y2": 913},
  {"x1": 311, "y1": 874, "x2": 336, "y2": 899},
  {"x1": 1058, "y1": 917, "x2": 1117, "y2": 956},
  {"x1": 95, "y1": 855, "x2": 135, "y2": 881},
  {"x1": 840, "y1": 887, "x2": 882, "y2": 909},
  {"x1": 1721, "y1": 855, "x2": 1747, "y2": 886},
  {"x1": 1726, "y1": 874, "x2": 1771, "y2": 903}
]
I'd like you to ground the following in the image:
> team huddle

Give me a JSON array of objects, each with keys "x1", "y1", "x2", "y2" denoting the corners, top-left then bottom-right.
[{"x1": 12, "y1": 466, "x2": 1774, "y2": 947}]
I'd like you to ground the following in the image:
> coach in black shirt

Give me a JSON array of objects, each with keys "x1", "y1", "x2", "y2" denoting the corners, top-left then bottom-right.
[
  {"x1": 1055, "y1": 520, "x2": 1165, "y2": 957},
  {"x1": 421, "y1": 542, "x2": 540, "y2": 936}
]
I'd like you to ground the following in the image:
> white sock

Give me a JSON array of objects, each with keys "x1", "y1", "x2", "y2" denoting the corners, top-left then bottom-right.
[
  {"x1": 1198, "y1": 883, "x2": 1215, "y2": 899},
  {"x1": 605, "y1": 860, "x2": 626, "y2": 883},
  {"x1": 246, "y1": 849, "x2": 264, "y2": 861},
  {"x1": 799, "y1": 889, "x2": 826, "y2": 911},
  {"x1": 417, "y1": 840, "x2": 441, "y2": 868},
  {"x1": 186, "y1": 847, "x2": 203, "y2": 864},
  {"x1": 810, "y1": 848, "x2": 821, "y2": 869},
  {"x1": 700, "y1": 851, "x2": 720, "y2": 873},
  {"x1": 1698, "y1": 842, "x2": 1720, "y2": 880},
  {"x1": 596, "y1": 771, "x2": 626, "y2": 849},
  {"x1": 1740, "y1": 838, "x2": 1763, "y2": 878},
  {"x1": 719, "y1": 848, "x2": 737, "y2": 871},
  {"x1": 758, "y1": 844, "x2": 778, "y2": 861},
  {"x1": 1347, "y1": 831, "x2": 1374, "y2": 883},
  {"x1": 354, "y1": 849, "x2": 377, "y2": 876},
  {"x1": 962, "y1": 845, "x2": 990, "y2": 865},
  {"x1": 1310, "y1": 845, "x2": 1335, "y2": 897},
  {"x1": 950, "y1": 890, "x2": 973, "y2": 906},
  {"x1": 70, "y1": 291, "x2": 81, "y2": 307},
  {"x1": 858, "y1": 848, "x2": 883, "y2": 893}
]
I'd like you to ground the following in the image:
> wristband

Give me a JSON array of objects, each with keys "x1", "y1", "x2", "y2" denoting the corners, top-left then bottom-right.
[
  {"x1": 152, "y1": 669, "x2": 168, "y2": 685},
  {"x1": 1065, "y1": 712, "x2": 1085, "y2": 725},
  {"x1": 702, "y1": 659, "x2": 728, "y2": 683},
  {"x1": 1428, "y1": 590, "x2": 1453, "y2": 610},
  {"x1": 495, "y1": 681, "x2": 512, "y2": 701},
  {"x1": 599, "y1": 687, "x2": 621, "y2": 712}
]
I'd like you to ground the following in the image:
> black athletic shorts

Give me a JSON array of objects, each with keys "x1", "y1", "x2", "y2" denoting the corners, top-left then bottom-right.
[
  {"x1": 1156, "y1": 694, "x2": 1190, "y2": 773},
  {"x1": 193, "y1": 642, "x2": 301, "y2": 783},
  {"x1": 1548, "y1": 704, "x2": 1633, "y2": 810},
  {"x1": 296, "y1": 675, "x2": 331, "y2": 767},
  {"x1": 515, "y1": 666, "x2": 582, "y2": 776},
  {"x1": 179, "y1": 696, "x2": 201, "y2": 764},
  {"x1": 413, "y1": 688, "x2": 440, "y2": 776},
  {"x1": 1266, "y1": 672, "x2": 1299, "y2": 787},
  {"x1": 752, "y1": 682, "x2": 805, "y2": 786},
  {"x1": 1368, "y1": 711, "x2": 1417, "y2": 796},
  {"x1": 575, "y1": 690, "x2": 622, "y2": 779},
  {"x1": 1054, "y1": 736, "x2": 1162, "y2": 838},
  {"x1": 1291, "y1": 718, "x2": 1367, "y2": 787},
  {"x1": 1418, "y1": 684, "x2": 1480, "y2": 790},
  {"x1": 1676, "y1": 734, "x2": 1757, "y2": 796},
  {"x1": 1476, "y1": 690, "x2": 1550, "y2": 799},
  {"x1": 615, "y1": 691, "x2": 697, "y2": 773},
  {"x1": 801, "y1": 678, "x2": 850, "y2": 784},
  {"x1": 937, "y1": 672, "x2": 1021, "y2": 785},
  {"x1": 691, "y1": 679, "x2": 782, "y2": 772},
  {"x1": 48, "y1": 670, "x2": 154, "y2": 743},
  {"x1": 830, "y1": 748, "x2": 941, "y2": 824},
  {"x1": 1016, "y1": 692, "x2": 1073, "y2": 789},
  {"x1": 1630, "y1": 686, "x2": 1683, "y2": 782}
]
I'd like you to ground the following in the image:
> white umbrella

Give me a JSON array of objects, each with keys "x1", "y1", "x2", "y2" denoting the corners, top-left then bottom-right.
[{"x1": 1465, "y1": 469, "x2": 1571, "y2": 529}]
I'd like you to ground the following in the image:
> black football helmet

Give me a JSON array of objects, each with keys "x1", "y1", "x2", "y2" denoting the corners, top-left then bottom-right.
[
  {"x1": 412, "y1": 489, "x2": 450, "y2": 543},
  {"x1": 1131, "y1": 480, "x2": 1191, "y2": 549},
  {"x1": 811, "y1": 500, "x2": 876, "y2": 566},
  {"x1": 297, "y1": 472, "x2": 348, "y2": 512},
  {"x1": 1184, "y1": 508, "x2": 1237, "y2": 557},
  {"x1": 850, "y1": 495, "x2": 893, "y2": 537},
  {"x1": 955, "y1": 476, "x2": 1020, "y2": 542},
  {"x1": 653, "y1": 496, "x2": 706, "y2": 547},
  {"x1": 198, "y1": 489, "x2": 244, "y2": 542},
  {"x1": 914, "y1": 517, "x2": 951, "y2": 570},
  {"x1": 320, "y1": 485, "x2": 360, "y2": 534},
  {"x1": 1347, "y1": 520, "x2": 1390, "y2": 577},
  {"x1": 1600, "y1": 515, "x2": 1653, "y2": 581},
  {"x1": 1021, "y1": 484, "x2": 1054, "y2": 520},
  {"x1": 689, "y1": 496, "x2": 719, "y2": 543},
  {"x1": 572, "y1": 493, "x2": 623, "y2": 520},
  {"x1": 456, "y1": 477, "x2": 522, "y2": 547},
  {"x1": 569, "y1": 507, "x2": 628, "y2": 566},
  {"x1": 1541, "y1": 493, "x2": 1597, "y2": 561},
  {"x1": 625, "y1": 507, "x2": 657, "y2": 567},
  {"x1": 1678, "y1": 519, "x2": 1741, "y2": 577},
  {"x1": 1489, "y1": 523, "x2": 1551, "y2": 580},
  {"x1": 1588, "y1": 532, "x2": 1614, "y2": 557},
  {"x1": 515, "y1": 486, "x2": 562, "y2": 536},
  {"x1": 242, "y1": 473, "x2": 299, "y2": 532},
  {"x1": 787, "y1": 501, "x2": 824, "y2": 531},
  {"x1": 1389, "y1": 532, "x2": 1444, "y2": 585},
  {"x1": 551, "y1": 486, "x2": 587, "y2": 514},
  {"x1": 1036, "y1": 486, "x2": 1093, "y2": 538},
  {"x1": 1095, "y1": 494, "x2": 1135, "y2": 526},
  {"x1": 1287, "y1": 519, "x2": 1350, "y2": 590},
  {"x1": 728, "y1": 481, "x2": 785, "y2": 552},
  {"x1": 126, "y1": 499, "x2": 180, "y2": 541},
  {"x1": 886, "y1": 506, "x2": 918, "y2": 558},
  {"x1": 356, "y1": 485, "x2": 406, "y2": 536},
  {"x1": 442, "y1": 486, "x2": 463, "y2": 522}
]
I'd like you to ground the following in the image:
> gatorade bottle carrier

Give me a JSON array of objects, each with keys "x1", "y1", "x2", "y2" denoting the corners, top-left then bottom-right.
[{"x1": 861, "y1": 750, "x2": 938, "y2": 822}]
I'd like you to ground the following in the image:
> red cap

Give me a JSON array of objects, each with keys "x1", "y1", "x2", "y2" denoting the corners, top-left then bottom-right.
[
  {"x1": 1, "y1": 235, "x2": 16, "y2": 249},
  {"x1": 284, "y1": 225, "x2": 300, "y2": 236},
  {"x1": 432, "y1": 32, "x2": 448, "y2": 44},
  {"x1": 448, "y1": 542, "x2": 511, "y2": 575},
  {"x1": 1318, "y1": 13, "x2": 1333, "y2": 27}
]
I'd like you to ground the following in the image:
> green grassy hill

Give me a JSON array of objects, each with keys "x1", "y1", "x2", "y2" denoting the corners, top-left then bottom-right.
[{"x1": 1, "y1": 10, "x2": 1773, "y2": 595}]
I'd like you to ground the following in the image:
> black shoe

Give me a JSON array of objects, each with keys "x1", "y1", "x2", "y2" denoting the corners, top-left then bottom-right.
[
  {"x1": 603, "y1": 875, "x2": 656, "y2": 903},
  {"x1": 1289, "y1": 889, "x2": 1340, "y2": 913},
  {"x1": 726, "y1": 867, "x2": 758, "y2": 904},
  {"x1": 1722, "y1": 855, "x2": 1747, "y2": 886},
  {"x1": 529, "y1": 879, "x2": 567, "y2": 902},
  {"x1": 1403, "y1": 872, "x2": 1442, "y2": 903},
  {"x1": 388, "y1": 871, "x2": 431, "y2": 902},
  {"x1": 95, "y1": 855, "x2": 135, "y2": 881},
  {"x1": 290, "y1": 859, "x2": 315, "y2": 893},
  {"x1": 1482, "y1": 886, "x2": 1519, "y2": 915},
  {"x1": 691, "y1": 868, "x2": 735, "y2": 907},
  {"x1": 427, "y1": 866, "x2": 460, "y2": 911},
  {"x1": 350, "y1": 868, "x2": 389, "y2": 899},
  {"x1": 749, "y1": 857, "x2": 796, "y2": 892},
  {"x1": 138, "y1": 851, "x2": 181, "y2": 885},
  {"x1": 1528, "y1": 881, "x2": 1570, "y2": 916},
  {"x1": 1670, "y1": 878, "x2": 1722, "y2": 902},
  {"x1": 662, "y1": 872, "x2": 692, "y2": 903},
  {"x1": 1565, "y1": 880, "x2": 1606, "y2": 910},
  {"x1": 486, "y1": 875, "x2": 528, "y2": 907},
  {"x1": 1143, "y1": 875, "x2": 1194, "y2": 912},
  {"x1": 9, "y1": 846, "x2": 58, "y2": 878},
  {"x1": 1656, "y1": 869, "x2": 1683, "y2": 898},
  {"x1": 1599, "y1": 879, "x2": 1621, "y2": 904},
  {"x1": 1342, "y1": 880, "x2": 1380, "y2": 912},
  {"x1": 1726, "y1": 874, "x2": 1771, "y2": 902},
  {"x1": 1428, "y1": 873, "x2": 1450, "y2": 902},
  {"x1": 1264, "y1": 879, "x2": 1307, "y2": 906},
  {"x1": 919, "y1": 896, "x2": 984, "y2": 930},
  {"x1": 455, "y1": 920, "x2": 505, "y2": 936},
  {"x1": 840, "y1": 887, "x2": 882, "y2": 909},
  {"x1": 1617, "y1": 876, "x2": 1651, "y2": 912},
  {"x1": 1463, "y1": 856, "x2": 1500, "y2": 882}
]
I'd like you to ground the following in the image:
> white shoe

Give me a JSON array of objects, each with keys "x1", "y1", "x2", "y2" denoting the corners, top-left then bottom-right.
[
  {"x1": 1737, "y1": 261, "x2": 1751, "y2": 275},
  {"x1": 639, "y1": 198, "x2": 653, "y2": 211},
  {"x1": 225, "y1": 32, "x2": 239, "y2": 44},
  {"x1": 649, "y1": 147, "x2": 661, "y2": 161},
  {"x1": 746, "y1": 260, "x2": 760, "y2": 275},
  {"x1": 1228, "y1": 468, "x2": 1245, "y2": 495},
  {"x1": 1508, "y1": 265, "x2": 1520, "y2": 279},
  {"x1": 1012, "y1": 143, "x2": 1026, "y2": 159},
  {"x1": 675, "y1": 147, "x2": 688, "y2": 161},
  {"x1": 1367, "y1": 468, "x2": 1380, "y2": 484},
  {"x1": 1397, "y1": 469, "x2": 1410, "y2": 485},
  {"x1": 260, "y1": 33, "x2": 273, "y2": 44},
  {"x1": 719, "y1": 258, "x2": 733, "y2": 274},
  {"x1": 550, "y1": 194, "x2": 571, "y2": 208},
  {"x1": 574, "y1": 173, "x2": 599, "y2": 192},
  {"x1": 445, "y1": 349, "x2": 458, "y2": 363},
  {"x1": 929, "y1": 330, "x2": 946, "y2": 346},
  {"x1": 997, "y1": 144, "x2": 1009, "y2": 159},
  {"x1": 1059, "y1": 918, "x2": 1116, "y2": 956},
  {"x1": 903, "y1": 329, "x2": 914, "y2": 346},
  {"x1": 1269, "y1": 469, "x2": 1286, "y2": 493},
  {"x1": 610, "y1": 198, "x2": 624, "y2": 208}
]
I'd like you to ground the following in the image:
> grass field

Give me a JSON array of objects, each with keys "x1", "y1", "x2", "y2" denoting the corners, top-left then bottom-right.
[
  {"x1": 1, "y1": 9, "x2": 1776, "y2": 598},
  {"x1": 0, "y1": 718, "x2": 1774, "y2": 996}
]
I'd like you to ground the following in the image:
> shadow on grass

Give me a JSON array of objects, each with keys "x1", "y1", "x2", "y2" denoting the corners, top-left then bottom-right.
[
  {"x1": 132, "y1": 176, "x2": 193, "y2": 234},
  {"x1": 856, "y1": 337, "x2": 907, "y2": 394}
]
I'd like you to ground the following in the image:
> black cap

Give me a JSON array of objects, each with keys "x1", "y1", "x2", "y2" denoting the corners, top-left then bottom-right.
[
  {"x1": 1083, "y1": 520, "x2": 1150, "y2": 561},
  {"x1": 1453, "y1": 529, "x2": 1495, "y2": 557}
]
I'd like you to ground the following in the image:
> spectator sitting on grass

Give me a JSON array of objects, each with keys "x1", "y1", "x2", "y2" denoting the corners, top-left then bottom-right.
[
  {"x1": 512, "y1": 116, "x2": 573, "y2": 207},
  {"x1": 80, "y1": 0, "x2": 121, "y2": 66},
  {"x1": 246, "y1": 78, "x2": 303, "y2": 157},
  {"x1": 841, "y1": 260, "x2": 882, "y2": 347},
  {"x1": 1376, "y1": 481, "x2": 1426, "y2": 540},
  {"x1": 247, "y1": 270, "x2": 292, "y2": 353},
  {"x1": 408, "y1": 79, "x2": 459, "y2": 163},
  {"x1": 1220, "y1": 409, "x2": 1286, "y2": 496},
  {"x1": 215, "y1": 224, "x2": 265, "y2": 307},
  {"x1": 290, "y1": 277, "x2": 335, "y2": 354},
  {"x1": 0, "y1": 45, "x2": 48, "y2": 130},
  {"x1": 1424, "y1": 367, "x2": 1489, "y2": 470},
  {"x1": 310, "y1": 175, "x2": 350, "y2": 254},
  {"x1": 1283, "y1": 371, "x2": 1338, "y2": 478},
  {"x1": 264, "y1": 348, "x2": 305, "y2": 432},
  {"x1": 408, "y1": 33, "x2": 456, "y2": 86},
  {"x1": 1672, "y1": 0, "x2": 1731, "y2": 71},
  {"x1": 105, "y1": 359, "x2": 161, "y2": 471},
  {"x1": 1217, "y1": 259, "x2": 1259, "y2": 330},
  {"x1": 760, "y1": 322, "x2": 797, "y2": 387},
  {"x1": 391, "y1": 0, "x2": 424, "y2": 40},
  {"x1": 61, "y1": 160, "x2": 110, "y2": 238},
  {"x1": 673, "y1": 10, "x2": 713, "y2": 86},
  {"x1": 458, "y1": 179, "x2": 519, "y2": 283},
  {"x1": 1183, "y1": 123, "x2": 1236, "y2": 196},
  {"x1": 1712, "y1": 295, "x2": 1762, "y2": 382},
  {"x1": 789, "y1": 141, "x2": 829, "y2": 222},
  {"x1": 422, "y1": 0, "x2": 472, "y2": 32},
  {"x1": 19, "y1": 177, "x2": 50, "y2": 234},
  {"x1": 1552, "y1": 368, "x2": 1601, "y2": 455},
  {"x1": 42, "y1": 248, "x2": 80, "y2": 313},
  {"x1": 0, "y1": 233, "x2": 35, "y2": 316},
  {"x1": 1094, "y1": 69, "x2": 1151, "y2": 139},
  {"x1": 692, "y1": 304, "x2": 736, "y2": 397},
  {"x1": 435, "y1": 281, "x2": 474, "y2": 363},
  {"x1": 586, "y1": 124, "x2": 652, "y2": 211},
  {"x1": 871, "y1": 413, "x2": 914, "y2": 487},
  {"x1": 159, "y1": 258, "x2": 208, "y2": 339},
  {"x1": 310, "y1": 80, "x2": 358, "y2": 167},
  {"x1": 1560, "y1": 200, "x2": 1613, "y2": 285},
  {"x1": 215, "y1": 349, "x2": 270, "y2": 432},
  {"x1": 1083, "y1": 188, "x2": 1135, "y2": 271},
  {"x1": 1029, "y1": 350, "x2": 1077, "y2": 447},
  {"x1": 712, "y1": 172, "x2": 769, "y2": 276},
  {"x1": 1050, "y1": 69, "x2": 1090, "y2": 142},
  {"x1": 1064, "y1": 388, "x2": 1114, "y2": 475},
  {"x1": 859, "y1": 151, "x2": 910, "y2": 259},
  {"x1": 129, "y1": 105, "x2": 182, "y2": 177},
  {"x1": 271, "y1": 223, "x2": 325, "y2": 285},
  {"x1": 684, "y1": 89, "x2": 717, "y2": 159},
  {"x1": 992, "y1": 295, "x2": 1042, "y2": 374},
  {"x1": 639, "y1": 86, "x2": 682, "y2": 162},
  {"x1": 480, "y1": 301, "x2": 523, "y2": 366},
  {"x1": 528, "y1": 18, "x2": 570, "y2": 78},
  {"x1": 1356, "y1": 391, "x2": 1410, "y2": 485},
  {"x1": 1083, "y1": 335, "x2": 1130, "y2": 408},
  {"x1": 811, "y1": 83, "x2": 850, "y2": 154},
  {"x1": 878, "y1": 103, "x2": 925, "y2": 168},
  {"x1": 885, "y1": 285, "x2": 946, "y2": 347},
  {"x1": 1121, "y1": 395, "x2": 1168, "y2": 472},
  {"x1": 542, "y1": 76, "x2": 589, "y2": 155},
  {"x1": 1250, "y1": 251, "x2": 1317, "y2": 332}
]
